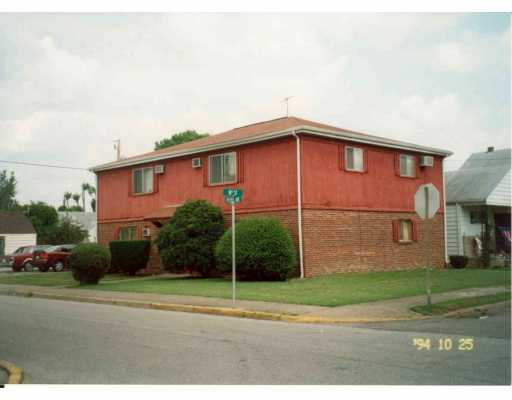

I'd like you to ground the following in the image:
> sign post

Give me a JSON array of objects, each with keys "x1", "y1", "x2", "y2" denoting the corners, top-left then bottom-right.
[
  {"x1": 223, "y1": 188, "x2": 243, "y2": 303},
  {"x1": 414, "y1": 183, "x2": 440, "y2": 311}
]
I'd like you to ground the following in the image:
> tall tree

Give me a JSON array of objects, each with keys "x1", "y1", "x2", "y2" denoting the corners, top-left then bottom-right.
[
  {"x1": 72, "y1": 193, "x2": 81, "y2": 207},
  {"x1": 64, "y1": 192, "x2": 72, "y2": 208},
  {"x1": 88, "y1": 186, "x2": 96, "y2": 212},
  {"x1": 154, "y1": 130, "x2": 209, "y2": 150},
  {"x1": 81, "y1": 182, "x2": 91, "y2": 211},
  {"x1": 22, "y1": 202, "x2": 59, "y2": 244},
  {"x1": 0, "y1": 170, "x2": 19, "y2": 211}
]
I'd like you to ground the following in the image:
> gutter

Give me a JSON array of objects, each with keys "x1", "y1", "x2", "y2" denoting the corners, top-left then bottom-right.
[
  {"x1": 90, "y1": 126, "x2": 453, "y2": 172},
  {"x1": 292, "y1": 131, "x2": 305, "y2": 279}
]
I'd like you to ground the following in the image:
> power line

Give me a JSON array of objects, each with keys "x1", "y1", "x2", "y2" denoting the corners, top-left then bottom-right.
[{"x1": 0, "y1": 159, "x2": 90, "y2": 171}]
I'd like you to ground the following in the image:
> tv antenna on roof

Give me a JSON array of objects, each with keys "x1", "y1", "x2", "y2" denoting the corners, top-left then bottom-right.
[
  {"x1": 282, "y1": 96, "x2": 294, "y2": 117},
  {"x1": 113, "y1": 139, "x2": 121, "y2": 161}
]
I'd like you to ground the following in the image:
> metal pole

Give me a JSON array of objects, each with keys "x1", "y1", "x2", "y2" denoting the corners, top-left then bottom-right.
[
  {"x1": 232, "y1": 202, "x2": 236, "y2": 303},
  {"x1": 425, "y1": 186, "x2": 432, "y2": 309}
]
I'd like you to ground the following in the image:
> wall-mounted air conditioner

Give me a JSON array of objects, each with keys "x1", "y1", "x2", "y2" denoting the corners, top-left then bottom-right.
[
  {"x1": 142, "y1": 227, "x2": 151, "y2": 237},
  {"x1": 192, "y1": 158, "x2": 202, "y2": 168},
  {"x1": 419, "y1": 155, "x2": 434, "y2": 167},
  {"x1": 154, "y1": 164, "x2": 165, "y2": 174}
]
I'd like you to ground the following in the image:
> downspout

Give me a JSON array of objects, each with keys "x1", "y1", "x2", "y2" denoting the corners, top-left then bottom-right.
[
  {"x1": 292, "y1": 131, "x2": 305, "y2": 279},
  {"x1": 442, "y1": 158, "x2": 448, "y2": 264}
]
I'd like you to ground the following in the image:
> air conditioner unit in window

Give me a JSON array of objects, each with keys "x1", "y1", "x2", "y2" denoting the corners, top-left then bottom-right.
[
  {"x1": 142, "y1": 227, "x2": 151, "y2": 237},
  {"x1": 192, "y1": 158, "x2": 202, "y2": 168},
  {"x1": 154, "y1": 164, "x2": 165, "y2": 174},
  {"x1": 419, "y1": 155, "x2": 434, "y2": 167}
]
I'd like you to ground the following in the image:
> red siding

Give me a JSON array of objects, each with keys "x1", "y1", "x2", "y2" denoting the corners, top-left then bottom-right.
[
  {"x1": 97, "y1": 137, "x2": 298, "y2": 222},
  {"x1": 300, "y1": 136, "x2": 444, "y2": 213}
]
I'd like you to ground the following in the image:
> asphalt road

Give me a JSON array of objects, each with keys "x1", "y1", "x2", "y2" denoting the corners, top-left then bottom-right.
[{"x1": 0, "y1": 295, "x2": 510, "y2": 385}]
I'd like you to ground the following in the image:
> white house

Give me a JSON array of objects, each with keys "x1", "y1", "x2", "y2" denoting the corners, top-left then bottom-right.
[
  {"x1": 57, "y1": 211, "x2": 97, "y2": 242},
  {"x1": 445, "y1": 147, "x2": 511, "y2": 259},
  {"x1": 0, "y1": 211, "x2": 37, "y2": 258}
]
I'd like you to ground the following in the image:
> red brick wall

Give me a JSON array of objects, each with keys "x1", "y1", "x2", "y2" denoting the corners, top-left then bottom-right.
[
  {"x1": 302, "y1": 209, "x2": 445, "y2": 276},
  {"x1": 97, "y1": 221, "x2": 162, "y2": 274},
  {"x1": 98, "y1": 208, "x2": 445, "y2": 278}
]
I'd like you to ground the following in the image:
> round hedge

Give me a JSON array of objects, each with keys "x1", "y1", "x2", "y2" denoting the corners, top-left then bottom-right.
[
  {"x1": 154, "y1": 200, "x2": 224, "y2": 276},
  {"x1": 215, "y1": 217, "x2": 297, "y2": 281},
  {"x1": 70, "y1": 243, "x2": 111, "y2": 285}
]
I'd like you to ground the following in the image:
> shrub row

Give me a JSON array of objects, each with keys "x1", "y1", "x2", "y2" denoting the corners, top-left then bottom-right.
[{"x1": 109, "y1": 240, "x2": 151, "y2": 275}]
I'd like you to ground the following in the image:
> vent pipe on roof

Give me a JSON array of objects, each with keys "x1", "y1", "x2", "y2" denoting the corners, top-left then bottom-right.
[{"x1": 487, "y1": 146, "x2": 494, "y2": 153}]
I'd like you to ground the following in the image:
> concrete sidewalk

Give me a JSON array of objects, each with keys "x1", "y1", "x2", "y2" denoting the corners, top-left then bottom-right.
[{"x1": 0, "y1": 283, "x2": 509, "y2": 323}]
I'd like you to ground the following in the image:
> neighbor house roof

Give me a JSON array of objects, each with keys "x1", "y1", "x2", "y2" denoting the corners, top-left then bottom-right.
[
  {"x1": 0, "y1": 212, "x2": 36, "y2": 234},
  {"x1": 58, "y1": 212, "x2": 97, "y2": 232},
  {"x1": 445, "y1": 148, "x2": 511, "y2": 204},
  {"x1": 91, "y1": 116, "x2": 452, "y2": 172}
]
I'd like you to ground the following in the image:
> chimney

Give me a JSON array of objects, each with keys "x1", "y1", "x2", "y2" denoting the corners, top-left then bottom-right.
[{"x1": 487, "y1": 146, "x2": 494, "y2": 153}]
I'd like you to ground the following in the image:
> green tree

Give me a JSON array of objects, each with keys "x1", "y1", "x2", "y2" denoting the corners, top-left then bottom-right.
[
  {"x1": 88, "y1": 186, "x2": 96, "y2": 212},
  {"x1": 72, "y1": 193, "x2": 81, "y2": 207},
  {"x1": 47, "y1": 217, "x2": 89, "y2": 244},
  {"x1": 0, "y1": 170, "x2": 19, "y2": 210},
  {"x1": 22, "y1": 202, "x2": 59, "y2": 244},
  {"x1": 81, "y1": 182, "x2": 90, "y2": 211},
  {"x1": 64, "y1": 192, "x2": 72, "y2": 208},
  {"x1": 154, "y1": 200, "x2": 224, "y2": 276},
  {"x1": 90, "y1": 198, "x2": 96, "y2": 212},
  {"x1": 154, "y1": 130, "x2": 209, "y2": 150}
]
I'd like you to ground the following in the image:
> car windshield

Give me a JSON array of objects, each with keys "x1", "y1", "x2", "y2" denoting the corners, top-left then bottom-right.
[
  {"x1": 35, "y1": 245, "x2": 51, "y2": 251},
  {"x1": 44, "y1": 246, "x2": 60, "y2": 252}
]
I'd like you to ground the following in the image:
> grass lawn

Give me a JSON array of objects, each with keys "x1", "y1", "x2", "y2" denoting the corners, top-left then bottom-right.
[
  {"x1": 88, "y1": 268, "x2": 511, "y2": 307},
  {"x1": 411, "y1": 292, "x2": 511, "y2": 315},
  {"x1": 0, "y1": 271, "x2": 136, "y2": 287}
]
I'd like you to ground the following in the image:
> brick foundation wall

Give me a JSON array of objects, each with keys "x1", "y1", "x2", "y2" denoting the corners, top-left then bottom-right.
[
  {"x1": 302, "y1": 209, "x2": 445, "y2": 276},
  {"x1": 98, "y1": 208, "x2": 445, "y2": 278}
]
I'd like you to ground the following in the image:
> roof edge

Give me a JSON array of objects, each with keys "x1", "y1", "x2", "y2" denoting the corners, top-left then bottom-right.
[{"x1": 91, "y1": 125, "x2": 452, "y2": 172}]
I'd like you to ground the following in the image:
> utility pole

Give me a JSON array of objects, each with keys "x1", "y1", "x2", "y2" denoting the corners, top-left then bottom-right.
[
  {"x1": 113, "y1": 139, "x2": 121, "y2": 161},
  {"x1": 282, "y1": 96, "x2": 294, "y2": 117}
]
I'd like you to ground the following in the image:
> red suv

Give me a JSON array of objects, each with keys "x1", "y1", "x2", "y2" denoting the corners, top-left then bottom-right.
[
  {"x1": 9, "y1": 245, "x2": 52, "y2": 272},
  {"x1": 34, "y1": 244, "x2": 76, "y2": 272}
]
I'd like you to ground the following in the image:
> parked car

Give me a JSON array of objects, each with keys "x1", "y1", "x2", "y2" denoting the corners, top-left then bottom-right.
[
  {"x1": 34, "y1": 244, "x2": 76, "y2": 272},
  {"x1": 9, "y1": 245, "x2": 52, "y2": 272}
]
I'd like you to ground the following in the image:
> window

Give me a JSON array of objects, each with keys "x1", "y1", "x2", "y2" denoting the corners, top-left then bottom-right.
[
  {"x1": 399, "y1": 154, "x2": 415, "y2": 177},
  {"x1": 133, "y1": 167, "x2": 154, "y2": 194},
  {"x1": 345, "y1": 146, "x2": 364, "y2": 172},
  {"x1": 119, "y1": 226, "x2": 137, "y2": 241},
  {"x1": 470, "y1": 211, "x2": 482, "y2": 224},
  {"x1": 209, "y1": 152, "x2": 237, "y2": 185},
  {"x1": 399, "y1": 220, "x2": 413, "y2": 242}
]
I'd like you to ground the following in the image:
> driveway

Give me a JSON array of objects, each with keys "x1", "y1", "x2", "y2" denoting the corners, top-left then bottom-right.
[{"x1": 0, "y1": 295, "x2": 509, "y2": 385}]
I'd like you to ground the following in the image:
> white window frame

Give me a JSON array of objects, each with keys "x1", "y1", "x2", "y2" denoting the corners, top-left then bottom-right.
[
  {"x1": 399, "y1": 154, "x2": 415, "y2": 177},
  {"x1": 399, "y1": 220, "x2": 413, "y2": 243},
  {"x1": 119, "y1": 226, "x2": 137, "y2": 241},
  {"x1": 208, "y1": 152, "x2": 237, "y2": 185},
  {"x1": 132, "y1": 167, "x2": 154, "y2": 194},
  {"x1": 345, "y1": 146, "x2": 364, "y2": 172}
]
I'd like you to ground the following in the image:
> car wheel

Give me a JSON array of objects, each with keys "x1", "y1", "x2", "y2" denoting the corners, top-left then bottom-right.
[
  {"x1": 53, "y1": 262, "x2": 65, "y2": 272},
  {"x1": 24, "y1": 262, "x2": 34, "y2": 272}
]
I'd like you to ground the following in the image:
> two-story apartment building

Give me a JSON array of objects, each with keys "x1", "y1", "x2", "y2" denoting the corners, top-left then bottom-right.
[{"x1": 91, "y1": 116, "x2": 452, "y2": 277}]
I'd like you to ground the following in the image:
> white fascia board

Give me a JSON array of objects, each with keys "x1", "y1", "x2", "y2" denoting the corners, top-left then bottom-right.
[{"x1": 90, "y1": 125, "x2": 452, "y2": 172}]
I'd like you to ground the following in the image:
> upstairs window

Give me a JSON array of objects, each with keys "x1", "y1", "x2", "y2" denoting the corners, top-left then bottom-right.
[
  {"x1": 119, "y1": 226, "x2": 137, "y2": 241},
  {"x1": 133, "y1": 167, "x2": 154, "y2": 194},
  {"x1": 209, "y1": 152, "x2": 237, "y2": 185},
  {"x1": 345, "y1": 146, "x2": 364, "y2": 172},
  {"x1": 399, "y1": 154, "x2": 415, "y2": 177}
]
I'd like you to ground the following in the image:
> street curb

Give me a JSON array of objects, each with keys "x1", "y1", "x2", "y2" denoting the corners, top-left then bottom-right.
[
  {"x1": 443, "y1": 299, "x2": 511, "y2": 318},
  {"x1": 0, "y1": 360, "x2": 23, "y2": 384},
  {"x1": 0, "y1": 288, "x2": 429, "y2": 324}
]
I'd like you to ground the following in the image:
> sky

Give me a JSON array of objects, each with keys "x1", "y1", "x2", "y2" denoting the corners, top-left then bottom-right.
[{"x1": 0, "y1": 13, "x2": 510, "y2": 210}]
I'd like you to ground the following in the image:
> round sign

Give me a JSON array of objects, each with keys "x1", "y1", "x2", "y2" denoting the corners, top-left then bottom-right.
[{"x1": 414, "y1": 183, "x2": 440, "y2": 220}]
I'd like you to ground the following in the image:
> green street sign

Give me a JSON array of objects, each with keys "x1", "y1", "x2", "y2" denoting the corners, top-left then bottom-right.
[{"x1": 223, "y1": 188, "x2": 243, "y2": 205}]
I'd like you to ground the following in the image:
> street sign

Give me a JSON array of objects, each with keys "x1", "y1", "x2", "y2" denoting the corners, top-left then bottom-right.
[
  {"x1": 414, "y1": 183, "x2": 440, "y2": 220},
  {"x1": 223, "y1": 188, "x2": 243, "y2": 302},
  {"x1": 223, "y1": 188, "x2": 243, "y2": 205}
]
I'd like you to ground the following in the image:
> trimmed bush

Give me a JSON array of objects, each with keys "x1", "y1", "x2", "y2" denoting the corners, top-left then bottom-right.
[
  {"x1": 154, "y1": 200, "x2": 224, "y2": 276},
  {"x1": 70, "y1": 243, "x2": 111, "y2": 285},
  {"x1": 215, "y1": 217, "x2": 297, "y2": 281},
  {"x1": 450, "y1": 255, "x2": 469, "y2": 269},
  {"x1": 109, "y1": 240, "x2": 151, "y2": 275}
]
